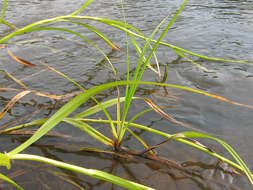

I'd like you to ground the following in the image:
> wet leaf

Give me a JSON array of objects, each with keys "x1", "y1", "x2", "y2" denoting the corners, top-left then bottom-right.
[
  {"x1": 2, "y1": 129, "x2": 73, "y2": 138},
  {"x1": 142, "y1": 97, "x2": 208, "y2": 133},
  {"x1": 6, "y1": 47, "x2": 36, "y2": 67},
  {"x1": 0, "y1": 90, "x2": 31, "y2": 120},
  {"x1": 0, "y1": 70, "x2": 27, "y2": 89}
]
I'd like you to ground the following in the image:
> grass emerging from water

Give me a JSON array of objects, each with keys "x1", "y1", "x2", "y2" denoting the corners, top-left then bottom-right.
[{"x1": 0, "y1": 0, "x2": 253, "y2": 189}]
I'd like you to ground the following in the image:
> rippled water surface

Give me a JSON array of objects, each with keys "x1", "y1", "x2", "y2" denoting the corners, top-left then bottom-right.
[{"x1": 0, "y1": 0, "x2": 253, "y2": 189}]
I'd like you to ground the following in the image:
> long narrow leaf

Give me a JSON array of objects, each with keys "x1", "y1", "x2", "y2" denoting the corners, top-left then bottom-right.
[
  {"x1": 74, "y1": 97, "x2": 136, "y2": 118},
  {"x1": 180, "y1": 131, "x2": 253, "y2": 184},
  {"x1": 69, "y1": 0, "x2": 94, "y2": 16},
  {"x1": 0, "y1": 0, "x2": 7, "y2": 24},
  {"x1": 9, "y1": 80, "x2": 253, "y2": 155},
  {"x1": 79, "y1": 118, "x2": 252, "y2": 182},
  {"x1": 10, "y1": 154, "x2": 153, "y2": 190},
  {"x1": 0, "y1": 173, "x2": 24, "y2": 190},
  {"x1": 64, "y1": 118, "x2": 114, "y2": 146}
]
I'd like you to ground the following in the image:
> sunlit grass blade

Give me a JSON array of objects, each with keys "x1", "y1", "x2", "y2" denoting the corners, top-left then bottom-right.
[
  {"x1": 120, "y1": 15, "x2": 170, "y2": 138},
  {"x1": 176, "y1": 50, "x2": 214, "y2": 73},
  {"x1": 80, "y1": 118, "x2": 252, "y2": 183},
  {"x1": 8, "y1": 80, "x2": 253, "y2": 156},
  {"x1": 0, "y1": 118, "x2": 48, "y2": 133},
  {"x1": 25, "y1": 27, "x2": 117, "y2": 75},
  {"x1": 64, "y1": 118, "x2": 114, "y2": 146},
  {"x1": 2, "y1": 20, "x2": 18, "y2": 30},
  {"x1": 120, "y1": 0, "x2": 188, "y2": 143},
  {"x1": 0, "y1": 173, "x2": 24, "y2": 190},
  {"x1": 0, "y1": 13, "x2": 251, "y2": 65},
  {"x1": 0, "y1": 0, "x2": 7, "y2": 24},
  {"x1": 74, "y1": 97, "x2": 137, "y2": 118},
  {"x1": 89, "y1": 19, "x2": 252, "y2": 64},
  {"x1": 130, "y1": 34, "x2": 161, "y2": 77},
  {"x1": 69, "y1": 0, "x2": 94, "y2": 16},
  {"x1": 60, "y1": 20, "x2": 120, "y2": 51},
  {"x1": 10, "y1": 154, "x2": 154, "y2": 190},
  {"x1": 41, "y1": 61, "x2": 117, "y2": 140}
]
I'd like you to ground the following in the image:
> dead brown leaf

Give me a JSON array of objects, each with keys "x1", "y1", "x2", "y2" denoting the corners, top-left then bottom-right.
[
  {"x1": 0, "y1": 90, "x2": 31, "y2": 120},
  {"x1": 6, "y1": 47, "x2": 37, "y2": 67}
]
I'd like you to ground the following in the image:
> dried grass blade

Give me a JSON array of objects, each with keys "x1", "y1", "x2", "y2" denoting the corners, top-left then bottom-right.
[
  {"x1": 32, "y1": 91, "x2": 71, "y2": 100},
  {"x1": 142, "y1": 97, "x2": 208, "y2": 133},
  {"x1": 3, "y1": 130, "x2": 73, "y2": 138},
  {"x1": 0, "y1": 70, "x2": 27, "y2": 89},
  {"x1": 2, "y1": 20, "x2": 18, "y2": 30},
  {"x1": 0, "y1": 90, "x2": 31, "y2": 120},
  {"x1": 6, "y1": 47, "x2": 36, "y2": 67},
  {"x1": 0, "y1": 87, "x2": 20, "y2": 92}
]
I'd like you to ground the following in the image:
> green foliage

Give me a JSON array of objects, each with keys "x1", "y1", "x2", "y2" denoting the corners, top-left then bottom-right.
[
  {"x1": 0, "y1": 0, "x2": 252, "y2": 189},
  {"x1": 0, "y1": 153, "x2": 10, "y2": 169}
]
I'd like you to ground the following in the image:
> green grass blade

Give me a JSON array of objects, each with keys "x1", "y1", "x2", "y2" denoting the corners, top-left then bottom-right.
[
  {"x1": 0, "y1": 173, "x2": 24, "y2": 190},
  {"x1": 24, "y1": 26, "x2": 118, "y2": 139},
  {"x1": 10, "y1": 154, "x2": 154, "y2": 190},
  {"x1": 120, "y1": 0, "x2": 188, "y2": 143},
  {"x1": 130, "y1": 35, "x2": 160, "y2": 76},
  {"x1": 87, "y1": 19, "x2": 252, "y2": 64},
  {"x1": 69, "y1": 0, "x2": 94, "y2": 16},
  {"x1": 121, "y1": 14, "x2": 170, "y2": 133},
  {"x1": 181, "y1": 131, "x2": 253, "y2": 184},
  {"x1": 74, "y1": 97, "x2": 137, "y2": 118},
  {"x1": 176, "y1": 50, "x2": 213, "y2": 73},
  {"x1": 64, "y1": 118, "x2": 114, "y2": 146},
  {"x1": 60, "y1": 19, "x2": 120, "y2": 51},
  {"x1": 25, "y1": 26, "x2": 117, "y2": 75},
  {"x1": 79, "y1": 118, "x2": 252, "y2": 182},
  {"x1": 8, "y1": 80, "x2": 253, "y2": 155},
  {"x1": 0, "y1": 118, "x2": 48, "y2": 134},
  {"x1": 0, "y1": 0, "x2": 7, "y2": 24}
]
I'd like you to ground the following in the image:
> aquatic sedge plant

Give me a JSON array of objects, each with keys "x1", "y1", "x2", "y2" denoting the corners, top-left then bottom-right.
[{"x1": 0, "y1": 0, "x2": 253, "y2": 189}]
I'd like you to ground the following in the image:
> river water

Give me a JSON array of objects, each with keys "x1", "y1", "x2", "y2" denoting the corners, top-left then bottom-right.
[{"x1": 0, "y1": 0, "x2": 253, "y2": 189}]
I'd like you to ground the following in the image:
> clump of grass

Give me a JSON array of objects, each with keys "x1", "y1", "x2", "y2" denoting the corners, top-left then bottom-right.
[{"x1": 0, "y1": 0, "x2": 253, "y2": 189}]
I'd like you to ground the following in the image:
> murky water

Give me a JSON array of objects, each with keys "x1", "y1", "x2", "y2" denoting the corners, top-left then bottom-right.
[{"x1": 0, "y1": 0, "x2": 253, "y2": 189}]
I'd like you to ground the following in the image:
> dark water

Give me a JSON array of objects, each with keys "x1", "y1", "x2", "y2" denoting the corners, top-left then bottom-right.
[{"x1": 0, "y1": 0, "x2": 253, "y2": 189}]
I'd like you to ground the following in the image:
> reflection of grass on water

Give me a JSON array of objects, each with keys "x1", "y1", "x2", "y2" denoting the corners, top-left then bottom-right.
[{"x1": 0, "y1": 0, "x2": 253, "y2": 189}]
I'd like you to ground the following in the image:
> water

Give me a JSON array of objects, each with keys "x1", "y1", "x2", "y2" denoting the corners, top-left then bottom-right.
[{"x1": 0, "y1": 0, "x2": 253, "y2": 189}]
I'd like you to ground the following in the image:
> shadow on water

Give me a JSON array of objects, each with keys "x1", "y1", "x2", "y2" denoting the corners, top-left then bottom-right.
[{"x1": 0, "y1": 0, "x2": 253, "y2": 189}]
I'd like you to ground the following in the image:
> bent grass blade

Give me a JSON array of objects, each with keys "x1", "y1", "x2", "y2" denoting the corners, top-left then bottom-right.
[
  {"x1": 10, "y1": 154, "x2": 154, "y2": 190},
  {"x1": 0, "y1": 90, "x2": 31, "y2": 120},
  {"x1": 79, "y1": 118, "x2": 253, "y2": 184},
  {"x1": 0, "y1": 173, "x2": 24, "y2": 190},
  {"x1": 64, "y1": 118, "x2": 114, "y2": 146},
  {"x1": 8, "y1": 80, "x2": 253, "y2": 155}
]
